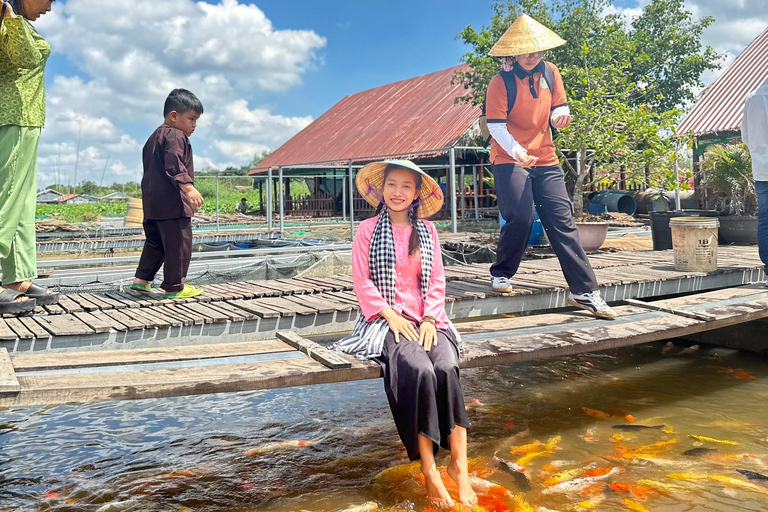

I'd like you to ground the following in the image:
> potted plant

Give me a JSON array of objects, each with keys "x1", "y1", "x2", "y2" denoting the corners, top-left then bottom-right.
[{"x1": 699, "y1": 143, "x2": 757, "y2": 244}]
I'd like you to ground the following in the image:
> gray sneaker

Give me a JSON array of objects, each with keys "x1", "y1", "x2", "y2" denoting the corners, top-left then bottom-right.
[
  {"x1": 491, "y1": 276, "x2": 513, "y2": 293},
  {"x1": 568, "y1": 290, "x2": 617, "y2": 319}
]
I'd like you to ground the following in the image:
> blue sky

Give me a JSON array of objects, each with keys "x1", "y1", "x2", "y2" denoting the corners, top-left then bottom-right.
[{"x1": 31, "y1": 0, "x2": 767, "y2": 187}]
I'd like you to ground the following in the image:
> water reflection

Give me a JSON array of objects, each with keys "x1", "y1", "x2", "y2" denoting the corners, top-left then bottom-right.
[{"x1": 1, "y1": 342, "x2": 766, "y2": 511}]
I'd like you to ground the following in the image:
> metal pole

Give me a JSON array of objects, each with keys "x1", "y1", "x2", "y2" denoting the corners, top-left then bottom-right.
[
  {"x1": 342, "y1": 171, "x2": 347, "y2": 220},
  {"x1": 348, "y1": 159, "x2": 355, "y2": 239},
  {"x1": 215, "y1": 172, "x2": 220, "y2": 232},
  {"x1": 674, "y1": 155, "x2": 681, "y2": 211},
  {"x1": 473, "y1": 165, "x2": 479, "y2": 221},
  {"x1": 449, "y1": 147, "x2": 457, "y2": 233},
  {"x1": 278, "y1": 166, "x2": 285, "y2": 237},
  {"x1": 267, "y1": 168, "x2": 273, "y2": 233},
  {"x1": 460, "y1": 165, "x2": 465, "y2": 220}
]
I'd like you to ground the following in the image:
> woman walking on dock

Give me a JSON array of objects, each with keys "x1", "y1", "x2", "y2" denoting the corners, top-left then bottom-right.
[
  {"x1": 331, "y1": 160, "x2": 475, "y2": 509},
  {"x1": 0, "y1": 0, "x2": 59, "y2": 314}
]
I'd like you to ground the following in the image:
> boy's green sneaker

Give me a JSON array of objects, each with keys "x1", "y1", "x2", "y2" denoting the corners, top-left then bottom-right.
[
  {"x1": 164, "y1": 284, "x2": 203, "y2": 299},
  {"x1": 130, "y1": 283, "x2": 151, "y2": 293}
]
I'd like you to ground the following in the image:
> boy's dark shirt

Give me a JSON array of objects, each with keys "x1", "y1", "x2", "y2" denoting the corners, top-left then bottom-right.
[{"x1": 142, "y1": 124, "x2": 195, "y2": 220}]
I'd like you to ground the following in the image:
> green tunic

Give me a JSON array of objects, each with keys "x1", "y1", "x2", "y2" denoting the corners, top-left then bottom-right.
[{"x1": 0, "y1": 16, "x2": 50, "y2": 127}]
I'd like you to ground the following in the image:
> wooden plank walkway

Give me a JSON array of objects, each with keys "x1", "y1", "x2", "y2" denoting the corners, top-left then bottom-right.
[
  {"x1": 1, "y1": 284, "x2": 766, "y2": 407},
  {"x1": 0, "y1": 246, "x2": 764, "y2": 354}
]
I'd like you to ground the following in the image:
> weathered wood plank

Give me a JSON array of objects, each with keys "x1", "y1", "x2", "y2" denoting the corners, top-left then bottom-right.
[
  {"x1": 180, "y1": 303, "x2": 229, "y2": 324},
  {"x1": 276, "y1": 331, "x2": 352, "y2": 369},
  {"x1": 11, "y1": 339, "x2": 293, "y2": 371},
  {"x1": 87, "y1": 310, "x2": 129, "y2": 331},
  {"x1": 18, "y1": 317, "x2": 52, "y2": 339},
  {"x1": 72, "y1": 312, "x2": 111, "y2": 333},
  {"x1": 624, "y1": 298, "x2": 717, "y2": 322},
  {"x1": 56, "y1": 295, "x2": 84, "y2": 313},
  {"x1": 0, "y1": 320, "x2": 19, "y2": 341},
  {"x1": 33, "y1": 314, "x2": 95, "y2": 336},
  {"x1": 4, "y1": 317, "x2": 34, "y2": 339},
  {"x1": 5, "y1": 356, "x2": 380, "y2": 406},
  {"x1": 227, "y1": 299, "x2": 281, "y2": 319},
  {"x1": 100, "y1": 309, "x2": 146, "y2": 331},
  {"x1": 0, "y1": 348, "x2": 20, "y2": 394}
]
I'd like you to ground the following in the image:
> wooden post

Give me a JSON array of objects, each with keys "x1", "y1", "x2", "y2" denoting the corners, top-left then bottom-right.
[{"x1": 259, "y1": 180, "x2": 263, "y2": 213}]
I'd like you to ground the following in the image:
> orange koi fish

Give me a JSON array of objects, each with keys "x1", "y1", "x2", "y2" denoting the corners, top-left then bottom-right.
[
  {"x1": 608, "y1": 482, "x2": 656, "y2": 499},
  {"x1": 583, "y1": 467, "x2": 619, "y2": 478},
  {"x1": 476, "y1": 495, "x2": 511, "y2": 512},
  {"x1": 245, "y1": 439, "x2": 314, "y2": 456},
  {"x1": 609, "y1": 408, "x2": 636, "y2": 422},
  {"x1": 716, "y1": 367, "x2": 757, "y2": 380},
  {"x1": 582, "y1": 407, "x2": 611, "y2": 420}
]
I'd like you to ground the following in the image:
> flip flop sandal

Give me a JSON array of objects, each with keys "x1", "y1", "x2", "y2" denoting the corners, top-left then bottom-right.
[
  {"x1": 130, "y1": 283, "x2": 151, "y2": 293},
  {"x1": 23, "y1": 282, "x2": 60, "y2": 306},
  {"x1": 0, "y1": 288, "x2": 37, "y2": 316},
  {"x1": 164, "y1": 284, "x2": 204, "y2": 299}
]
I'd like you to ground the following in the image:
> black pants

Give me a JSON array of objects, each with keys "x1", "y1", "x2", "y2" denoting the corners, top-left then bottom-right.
[
  {"x1": 490, "y1": 163, "x2": 597, "y2": 295},
  {"x1": 135, "y1": 217, "x2": 192, "y2": 293},
  {"x1": 378, "y1": 329, "x2": 468, "y2": 461}
]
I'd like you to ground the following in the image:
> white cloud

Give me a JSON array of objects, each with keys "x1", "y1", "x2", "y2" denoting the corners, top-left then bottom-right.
[{"x1": 31, "y1": 0, "x2": 325, "y2": 186}]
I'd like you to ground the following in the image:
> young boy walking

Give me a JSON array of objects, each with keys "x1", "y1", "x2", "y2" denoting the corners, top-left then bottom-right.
[{"x1": 131, "y1": 89, "x2": 204, "y2": 299}]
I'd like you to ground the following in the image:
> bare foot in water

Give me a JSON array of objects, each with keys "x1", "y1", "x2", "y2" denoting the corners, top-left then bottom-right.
[
  {"x1": 447, "y1": 459, "x2": 478, "y2": 507},
  {"x1": 422, "y1": 464, "x2": 455, "y2": 509}
]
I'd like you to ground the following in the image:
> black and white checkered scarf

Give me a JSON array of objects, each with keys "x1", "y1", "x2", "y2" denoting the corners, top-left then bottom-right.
[{"x1": 331, "y1": 210, "x2": 462, "y2": 359}]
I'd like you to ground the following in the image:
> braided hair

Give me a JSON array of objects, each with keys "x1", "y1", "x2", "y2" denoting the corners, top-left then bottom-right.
[{"x1": 376, "y1": 164, "x2": 423, "y2": 257}]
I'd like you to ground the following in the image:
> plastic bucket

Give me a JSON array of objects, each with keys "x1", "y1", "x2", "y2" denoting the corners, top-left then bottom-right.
[
  {"x1": 589, "y1": 190, "x2": 637, "y2": 215},
  {"x1": 500, "y1": 211, "x2": 548, "y2": 246},
  {"x1": 669, "y1": 217, "x2": 719, "y2": 272},
  {"x1": 124, "y1": 198, "x2": 144, "y2": 227}
]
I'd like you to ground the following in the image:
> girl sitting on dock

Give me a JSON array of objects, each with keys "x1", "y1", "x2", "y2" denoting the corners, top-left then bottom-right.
[{"x1": 331, "y1": 160, "x2": 476, "y2": 509}]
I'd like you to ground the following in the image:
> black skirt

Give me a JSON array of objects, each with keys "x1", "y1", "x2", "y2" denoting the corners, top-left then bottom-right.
[{"x1": 377, "y1": 328, "x2": 469, "y2": 461}]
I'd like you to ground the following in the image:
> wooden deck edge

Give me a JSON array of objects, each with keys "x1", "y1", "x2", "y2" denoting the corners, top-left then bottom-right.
[{"x1": 0, "y1": 348, "x2": 20, "y2": 394}]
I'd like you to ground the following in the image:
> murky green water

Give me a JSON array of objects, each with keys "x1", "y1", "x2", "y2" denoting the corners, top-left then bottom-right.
[{"x1": 1, "y1": 341, "x2": 767, "y2": 512}]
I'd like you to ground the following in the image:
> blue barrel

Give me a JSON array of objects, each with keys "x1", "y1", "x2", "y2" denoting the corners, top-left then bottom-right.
[
  {"x1": 589, "y1": 190, "x2": 636, "y2": 215},
  {"x1": 500, "y1": 211, "x2": 547, "y2": 246}
]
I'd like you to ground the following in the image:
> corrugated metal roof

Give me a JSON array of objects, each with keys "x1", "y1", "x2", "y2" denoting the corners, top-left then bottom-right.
[
  {"x1": 677, "y1": 27, "x2": 768, "y2": 137},
  {"x1": 249, "y1": 65, "x2": 480, "y2": 174}
]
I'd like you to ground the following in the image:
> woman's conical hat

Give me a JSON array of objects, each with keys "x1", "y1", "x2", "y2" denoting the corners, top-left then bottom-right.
[
  {"x1": 355, "y1": 160, "x2": 443, "y2": 218},
  {"x1": 489, "y1": 14, "x2": 566, "y2": 57}
]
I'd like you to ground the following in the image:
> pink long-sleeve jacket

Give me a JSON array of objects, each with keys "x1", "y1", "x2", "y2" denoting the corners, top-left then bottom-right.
[{"x1": 352, "y1": 216, "x2": 450, "y2": 329}]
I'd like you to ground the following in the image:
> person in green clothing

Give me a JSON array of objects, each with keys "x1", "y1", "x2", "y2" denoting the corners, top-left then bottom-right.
[{"x1": 0, "y1": 0, "x2": 59, "y2": 314}]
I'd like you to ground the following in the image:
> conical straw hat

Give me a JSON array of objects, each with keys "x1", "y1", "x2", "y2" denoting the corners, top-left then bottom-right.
[
  {"x1": 356, "y1": 160, "x2": 444, "y2": 218},
  {"x1": 489, "y1": 14, "x2": 566, "y2": 57}
]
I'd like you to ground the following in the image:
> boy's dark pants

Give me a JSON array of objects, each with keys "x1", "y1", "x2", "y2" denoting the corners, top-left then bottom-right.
[
  {"x1": 490, "y1": 163, "x2": 597, "y2": 295},
  {"x1": 135, "y1": 217, "x2": 192, "y2": 293}
]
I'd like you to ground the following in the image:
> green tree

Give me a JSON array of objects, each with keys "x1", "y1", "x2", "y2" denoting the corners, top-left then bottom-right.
[{"x1": 454, "y1": 0, "x2": 721, "y2": 217}]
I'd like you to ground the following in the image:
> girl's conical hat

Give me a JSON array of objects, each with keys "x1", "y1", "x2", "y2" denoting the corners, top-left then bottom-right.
[
  {"x1": 355, "y1": 160, "x2": 443, "y2": 218},
  {"x1": 489, "y1": 14, "x2": 566, "y2": 57}
]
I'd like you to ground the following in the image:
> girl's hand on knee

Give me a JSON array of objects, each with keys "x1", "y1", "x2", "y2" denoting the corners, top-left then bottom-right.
[
  {"x1": 382, "y1": 309, "x2": 418, "y2": 343},
  {"x1": 419, "y1": 321, "x2": 437, "y2": 351}
]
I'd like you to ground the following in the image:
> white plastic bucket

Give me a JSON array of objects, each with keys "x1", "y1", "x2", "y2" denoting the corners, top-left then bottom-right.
[
  {"x1": 124, "y1": 198, "x2": 144, "y2": 227},
  {"x1": 669, "y1": 216, "x2": 719, "y2": 272}
]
